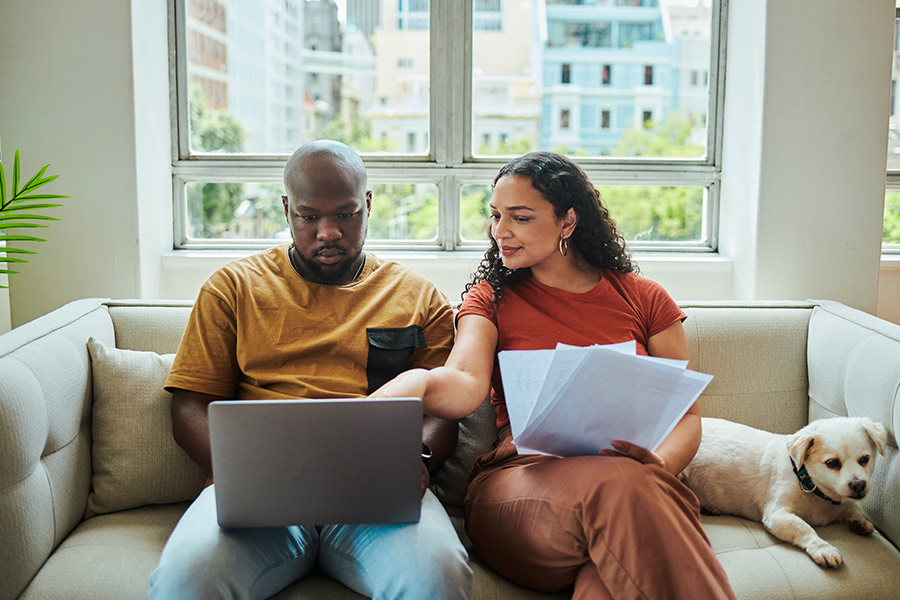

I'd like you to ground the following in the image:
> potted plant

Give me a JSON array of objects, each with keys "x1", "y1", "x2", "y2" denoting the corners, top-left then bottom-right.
[{"x1": 0, "y1": 150, "x2": 67, "y2": 287}]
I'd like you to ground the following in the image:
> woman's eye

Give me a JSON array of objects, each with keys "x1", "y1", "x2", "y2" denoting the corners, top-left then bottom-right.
[{"x1": 489, "y1": 214, "x2": 500, "y2": 221}]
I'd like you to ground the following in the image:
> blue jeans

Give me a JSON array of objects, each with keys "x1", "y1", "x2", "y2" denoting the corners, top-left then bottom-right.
[{"x1": 148, "y1": 486, "x2": 472, "y2": 600}]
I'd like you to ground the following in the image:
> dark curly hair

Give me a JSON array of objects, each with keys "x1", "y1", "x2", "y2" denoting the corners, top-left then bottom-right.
[{"x1": 464, "y1": 151, "x2": 636, "y2": 305}]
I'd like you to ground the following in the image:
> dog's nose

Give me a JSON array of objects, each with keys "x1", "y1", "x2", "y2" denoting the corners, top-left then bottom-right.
[{"x1": 849, "y1": 479, "x2": 867, "y2": 495}]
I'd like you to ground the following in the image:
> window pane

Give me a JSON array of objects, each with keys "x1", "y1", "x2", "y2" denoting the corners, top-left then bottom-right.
[
  {"x1": 885, "y1": 189, "x2": 900, "y2": 245},
  {"x1": 184, "y1": 181, "x2": 438, "y2": 242},
  {"x1": 472, "y1": 0, "x2": 712, "y2": 158},
  {"x1": 185, "y1": 182, "x2": 288, "y2": 240},
  {"x1": 460, "y1": 183, "x2": 706, "y2": 243},
  {"x1": 368, "y1": 183, "x2": 438, "y2": 241},
  {"x1": 888, "y1": 8, "x2": 900, "y2": 170},
  {"x1": 184, "y1": 0, "x2": 429, "y2": 155}
]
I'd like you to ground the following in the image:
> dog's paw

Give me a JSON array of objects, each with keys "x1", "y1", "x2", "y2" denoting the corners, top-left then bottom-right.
[
  {"x1": 847, "y1": 514, "x2": 875, "y2": 536},
  {"x1": 807, "y1": 540, "x2": 843, "y2": 568}
]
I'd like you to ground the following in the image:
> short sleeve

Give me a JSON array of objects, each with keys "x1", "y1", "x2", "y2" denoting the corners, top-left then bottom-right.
[
  {"x1": 637, "y1": 276, "x2": 687, "y2": 338},
  {"x1": 456, "y1": 281, "x2": 498, "y2": 328},
  {"x1": 408, "y1": 288, "x2": 455, "y2": 371},
  {"x1": 165, "y1": 278, "x2": 240, "y2": 398}
]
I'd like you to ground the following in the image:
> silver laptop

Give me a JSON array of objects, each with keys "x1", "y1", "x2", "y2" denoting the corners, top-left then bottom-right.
[{"x1": 208, "y1": 397, "x2": 423, "y2": 528}]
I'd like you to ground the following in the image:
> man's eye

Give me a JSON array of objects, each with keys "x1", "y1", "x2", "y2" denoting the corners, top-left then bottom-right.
[
  {"x1": 300, "y1": 215, "x2": 319, "y2": 222},
  {"x1": 825, "y1": 458, "x2": 841, "y2": 469},
  {"x1": 338, "y1": 212, "x2": 356, "y2": 219}
]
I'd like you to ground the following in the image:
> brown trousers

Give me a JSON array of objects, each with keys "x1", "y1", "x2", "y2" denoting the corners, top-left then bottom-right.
[{"x1": 464, "y1": 432, "x2": 736, "y2": 600}]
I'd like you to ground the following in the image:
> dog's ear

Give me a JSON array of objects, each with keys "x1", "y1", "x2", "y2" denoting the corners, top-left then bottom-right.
[
  {"x1": 788, "y1": 433, "x2": 816, "y2": 468},
  {"x1": 860, "y1": 419, "x2": 887, "y2": 456}
]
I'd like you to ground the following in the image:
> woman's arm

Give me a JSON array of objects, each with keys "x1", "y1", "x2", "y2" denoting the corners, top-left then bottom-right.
[
  {"x1": 371, "y1": 314, "x2": 499, "y2": 420},
  {"x1": 604, "y1": 320, "x2": 701, "y2": 475}
]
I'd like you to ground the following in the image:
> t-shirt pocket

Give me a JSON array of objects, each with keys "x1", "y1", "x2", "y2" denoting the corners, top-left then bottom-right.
[{"x1": 365, "y1": 325, "x2": 427, "y2": 394}]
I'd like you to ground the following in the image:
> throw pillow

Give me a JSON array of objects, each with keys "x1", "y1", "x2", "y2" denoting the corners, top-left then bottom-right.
[{"x1": 85, "y1": 338, "x2": 207, "y2": 518}]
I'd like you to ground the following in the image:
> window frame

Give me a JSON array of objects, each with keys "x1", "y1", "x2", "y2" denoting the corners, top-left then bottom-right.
[
  {"x1": 169, "y1": 0, "x2": 728, "y2": 254},
  {"x1": 884, "y1": 5, "x2": 900, "y2": 255}
]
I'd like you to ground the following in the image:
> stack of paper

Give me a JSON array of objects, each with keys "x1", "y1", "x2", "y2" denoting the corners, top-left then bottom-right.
[{"x1": 498, "y1": 341, "x2": 713, "y2": 457}]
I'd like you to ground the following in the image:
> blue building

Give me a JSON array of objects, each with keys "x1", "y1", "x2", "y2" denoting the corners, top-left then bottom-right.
[{"x1": 541, "y1": 0, "x2": 682, "y2": 156}]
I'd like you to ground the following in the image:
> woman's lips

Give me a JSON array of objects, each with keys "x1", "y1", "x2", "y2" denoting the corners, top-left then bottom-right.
[{"x1": 500, "y1": 246, "x2": 520, "y2": 257}]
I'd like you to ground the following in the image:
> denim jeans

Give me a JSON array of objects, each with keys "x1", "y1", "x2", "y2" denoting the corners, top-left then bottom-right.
[{"x1": 148, "y1": 486, "x2": 472, "y2": 600}]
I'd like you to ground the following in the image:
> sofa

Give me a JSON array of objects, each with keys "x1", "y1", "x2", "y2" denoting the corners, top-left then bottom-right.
[{"x1": 2, "y1": 298, "x2": 899, "y2": 599}]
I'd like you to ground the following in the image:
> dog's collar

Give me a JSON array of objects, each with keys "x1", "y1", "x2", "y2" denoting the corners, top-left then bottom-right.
[{"x1": 790, "y1": 457, "x2": 842, "y2": 505}]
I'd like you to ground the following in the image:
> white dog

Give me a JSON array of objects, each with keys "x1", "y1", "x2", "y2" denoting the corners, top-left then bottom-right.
[{"x1": 680, "y1": 416, "x2": 887, "y2": 568}]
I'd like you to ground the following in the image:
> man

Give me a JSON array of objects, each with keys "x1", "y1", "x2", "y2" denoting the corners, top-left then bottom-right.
[{"x1": 149, "y1": 140, "x2": 472, "y2": 600}]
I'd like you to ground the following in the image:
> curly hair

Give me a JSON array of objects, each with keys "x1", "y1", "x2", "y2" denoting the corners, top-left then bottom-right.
[{"x1": 464, "y1": 151, "x2": 636, "y2": 306}]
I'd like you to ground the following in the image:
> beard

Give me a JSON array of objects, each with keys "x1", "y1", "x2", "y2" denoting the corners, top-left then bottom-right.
[{"x1": 292, "y1": 243, "x2": 365, "y2": 284}]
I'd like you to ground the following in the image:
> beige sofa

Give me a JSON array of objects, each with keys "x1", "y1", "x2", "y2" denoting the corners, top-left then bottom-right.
[{"x1": 2, "y1": 298, "x2": 899, "y2": 599}]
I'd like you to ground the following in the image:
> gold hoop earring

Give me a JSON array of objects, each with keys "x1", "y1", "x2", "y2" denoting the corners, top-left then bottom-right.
[{"x1": 559, "y1": 236, "x2": 569, "y2": 257}]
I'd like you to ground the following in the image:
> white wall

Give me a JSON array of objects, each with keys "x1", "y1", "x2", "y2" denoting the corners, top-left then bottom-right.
[{"x1": 1, "y1": 0, "x2": 899, "y2": 327}]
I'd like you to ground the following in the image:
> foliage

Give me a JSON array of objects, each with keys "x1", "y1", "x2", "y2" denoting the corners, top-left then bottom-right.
[
  {"x1": 884, "y1": 190, "x2": 900, "y2": 245},
  {"x1": 0, "y1": 150, "x2": 68, "y2": 287}
]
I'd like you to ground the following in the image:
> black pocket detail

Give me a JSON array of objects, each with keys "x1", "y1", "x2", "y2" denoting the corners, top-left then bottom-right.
[{"x1": 366, "y1": 325, "x2": 426, "y2": 394}]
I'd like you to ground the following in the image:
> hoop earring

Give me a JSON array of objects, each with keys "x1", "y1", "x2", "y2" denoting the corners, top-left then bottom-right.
[{"x1": 559, "y1": 236, "x2": 569, "y2": 257}]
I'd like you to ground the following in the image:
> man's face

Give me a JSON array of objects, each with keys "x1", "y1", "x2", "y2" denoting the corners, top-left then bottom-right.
[{"x1": 282, "y1": 160, "x2": 371, "y2": 285}]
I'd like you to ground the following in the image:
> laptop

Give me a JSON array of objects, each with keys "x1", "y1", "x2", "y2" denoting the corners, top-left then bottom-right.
[{"x1": 208, "y1": 397, "x2": 423, "y2": 528}]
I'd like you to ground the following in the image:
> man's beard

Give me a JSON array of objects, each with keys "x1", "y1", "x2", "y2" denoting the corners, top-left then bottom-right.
[{"x1": 292, "y1": 244, "x2": 364, "y2": 284}]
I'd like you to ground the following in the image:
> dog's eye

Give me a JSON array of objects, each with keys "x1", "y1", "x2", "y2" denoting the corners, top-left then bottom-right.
[
  {"x1": 859, "y1": 455, "x2": 869, "y2": 466},
  {"x1": 825, "y1": 458, "x2": 841, "y2": 469}
]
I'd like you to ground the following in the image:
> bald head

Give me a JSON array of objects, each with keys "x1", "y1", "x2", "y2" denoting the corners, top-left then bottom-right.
[{"x1": 283, "y1": 140, "x2": 367, "y2": 203}]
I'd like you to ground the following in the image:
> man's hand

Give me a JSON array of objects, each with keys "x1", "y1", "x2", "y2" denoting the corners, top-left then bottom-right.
[{"x1": 598, "y1": 440, "x2": 667, "y2": 471}]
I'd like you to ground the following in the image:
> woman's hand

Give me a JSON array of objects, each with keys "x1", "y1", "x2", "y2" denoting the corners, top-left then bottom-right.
[{"x1": 599, "y1": 440, "x2": 667, "y2": 471}]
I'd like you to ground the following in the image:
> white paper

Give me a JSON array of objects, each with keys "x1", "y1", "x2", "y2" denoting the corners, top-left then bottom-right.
[{"x1": 504, "y1": 341, "x2": 713, "y2": 457}]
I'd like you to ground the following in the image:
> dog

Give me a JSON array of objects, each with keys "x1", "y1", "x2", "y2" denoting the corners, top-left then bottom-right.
[{"x1": 680, "y1": 416, "x2": 887, "y2": 568}]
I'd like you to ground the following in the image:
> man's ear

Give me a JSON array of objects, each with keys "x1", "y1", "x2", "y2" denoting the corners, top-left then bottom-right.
[
  {"x1": 365, "y1": 190, "x2": 372, "y2": 215},
  {"x1": 561, "y1": 207, "x2": 578, "y2": 238},
  {"x1": 282, "y1": 195, "x2": 290, "y2": 221}
]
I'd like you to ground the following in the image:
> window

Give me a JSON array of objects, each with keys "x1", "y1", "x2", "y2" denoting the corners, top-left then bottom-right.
[
  {"x1": 885, "y1": 1, "x2": 900, "y2": 253},
  {"x1": 171, "y1": 0, "x2": 727, "y2": 252}
]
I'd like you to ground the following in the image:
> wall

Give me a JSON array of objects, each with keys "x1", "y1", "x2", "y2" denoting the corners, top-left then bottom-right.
[{"x1": 0, "y1": 0, "x2": 899, "y2": 328}]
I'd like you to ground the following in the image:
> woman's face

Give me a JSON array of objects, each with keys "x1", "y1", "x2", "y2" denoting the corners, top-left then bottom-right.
[{"x1": 489, "y1": 175, "x2": 570, "y2": 271}]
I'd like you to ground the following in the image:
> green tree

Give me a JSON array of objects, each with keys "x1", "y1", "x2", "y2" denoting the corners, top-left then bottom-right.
[
  {"x1": 884, "y1": 190, "x2": 900, "y2": 244},
  {"x1": 187, "y1": 85, "x2": 248, "y2": 238}
]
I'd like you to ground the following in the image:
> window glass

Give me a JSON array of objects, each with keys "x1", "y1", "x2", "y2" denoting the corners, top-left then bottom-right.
[
  {"x1": 472, "y1": 0, "x2": 713, "y2": 158},
  {"x1": 460, "y1": 183, "x2": 706, "y2": 244},
  {"x1": 885, "y1": 190, "x2": 900, "y2": 245},
  {"x1": 184, "y1": 0, "x2": 429, "y2": 156}
]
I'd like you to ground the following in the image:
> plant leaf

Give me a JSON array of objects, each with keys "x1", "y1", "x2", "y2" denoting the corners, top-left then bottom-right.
[
  {"x1": 0, "y1": 234, "x2": 47, "y2": 242},
  {"x1": 18, "y1": 173, "x2": 60, "y2": 196},
  {"x1": 0, "y1": 213, "x2": 59, "y2": 221},
  {"x1": 0, "y1": 158, "x2": 6, "y2": 205},
  {"x1": 12, "y1": 150, "x2": 20, "y2": 197},
  {"x1": 0, "y1": 270, "x2": 22, "y2": 275},
  {"x1": 9, "y1": 194, "x2": 68, "y2": 202},
  {"x1": 19, "y1": 165, "x2": 48, "y2": 195},
  {"x1": 0, "y1": 257, "x2": 30, "y2": 264},
  {"x1": 0, "y1": 223, "x2": 49, "y2": 230},
  {"x1": 1, "y1": 203, "x2": 64, "y2": 212},
  {"x1": 0, "y1": 247, "x2": 37, "y2": 254}
]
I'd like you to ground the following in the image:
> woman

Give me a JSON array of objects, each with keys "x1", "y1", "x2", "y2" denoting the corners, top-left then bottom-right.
[{"x1": 373, "y1": 152, "x2": 735, "y2": 599}]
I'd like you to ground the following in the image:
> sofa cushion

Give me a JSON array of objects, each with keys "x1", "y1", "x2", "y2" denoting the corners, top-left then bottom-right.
[{"x1": 85, "y1": 338, "x2": 207, "y2": 518}]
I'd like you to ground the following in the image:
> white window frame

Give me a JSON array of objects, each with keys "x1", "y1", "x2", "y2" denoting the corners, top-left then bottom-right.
[
  {"x1": 169, "y1": 0, "x2": 728, "y2": 253},
  {"x1": 884, "y1": 5, "x2": 900, "y2": 255}
]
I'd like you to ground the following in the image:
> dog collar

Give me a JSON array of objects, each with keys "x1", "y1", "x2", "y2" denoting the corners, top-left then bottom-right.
[{"x1": 790, "y1": 457, "x2": 842, "y2": 505}]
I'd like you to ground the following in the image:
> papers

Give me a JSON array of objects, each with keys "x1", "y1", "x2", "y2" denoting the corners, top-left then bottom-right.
[{"x1": 498, "y1": 342, "x2": 713, "y2": 457}]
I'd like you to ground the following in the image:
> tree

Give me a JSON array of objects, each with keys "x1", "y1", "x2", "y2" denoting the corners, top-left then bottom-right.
[
  {"x1": 187, "y1": 85, "x2": 248, "y2": 238},
  {"x1": 884, "y1": 190, "x2": 900, "y2": 244}
]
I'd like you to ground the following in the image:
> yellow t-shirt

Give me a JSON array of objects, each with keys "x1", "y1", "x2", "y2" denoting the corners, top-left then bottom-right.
[{"x1": 165, "y1": 245, "x2": 454, "y2": 399}]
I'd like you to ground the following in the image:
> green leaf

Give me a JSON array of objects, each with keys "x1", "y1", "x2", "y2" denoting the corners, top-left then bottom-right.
[
  {"x1": 1, "y1": 203, "x2": 64, "y2": 212},
  {"x1": 0, "y1": 234, "x2": 47, "y2": 242},
  {"x1": 0, "y1": 247, "x2": 37, "y2": 254},
  {"x1": 0, "y1": 213, "x2": 59, "y2": 222},
  {"x1": 9, "y1": 194, "x2": 68, "y2": 202},
  {"x1": 12, "y1": 150, "x2": 20, "y2": 197},
  {"x1": 0, "y1": 158, "x2": 6, "y2": 205},
  {"x1": 18, "y1": 173, "x2": 59, "y2": 196},
  {"x1": 0, "y1": 223, "x2": 49, "y2": 230},
  {"x1": 0, "y1": 270, "x2": 21, "y2": 275},
  {"x1": 0, "y1": 257, "x2": 30, "y2": 264},
  {"x1": 19, "y1": 165, "x2": 48, "y2": 195}
]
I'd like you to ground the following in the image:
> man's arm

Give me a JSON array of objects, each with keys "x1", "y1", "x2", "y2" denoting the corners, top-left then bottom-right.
[{"x1": 171, "y1": 388, "x2": 228, "y2": 473}]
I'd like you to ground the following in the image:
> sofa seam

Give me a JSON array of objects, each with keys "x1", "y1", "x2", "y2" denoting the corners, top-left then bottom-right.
[{"x1": 0, "y1": 415, "x2": 88, "y2": 492}]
